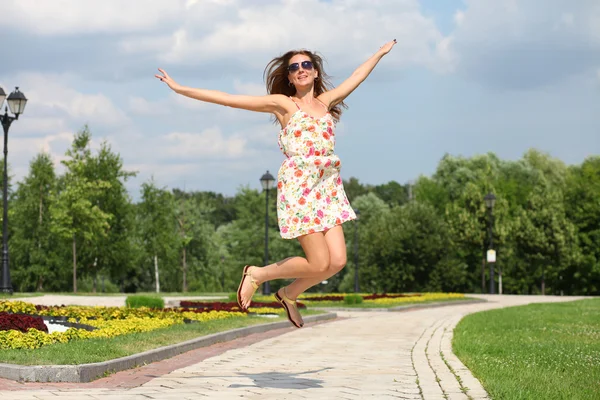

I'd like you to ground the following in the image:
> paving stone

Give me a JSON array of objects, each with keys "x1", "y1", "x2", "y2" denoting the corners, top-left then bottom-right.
[{"x1": 0, "y1": 294, "x2": 586, "y2": 399}]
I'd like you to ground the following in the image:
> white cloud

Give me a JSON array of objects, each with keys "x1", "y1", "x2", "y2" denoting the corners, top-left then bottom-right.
[
  {"x1": 120, "y1": 0, "x2": 451, "y2": 72},
  {"x1": 454, "y1": 10, "x2": 465, "y2": 26},
  {"x1": 233, "y1": 80, "x2": 266, "y2": 96},
  {"x1": 10, "y1": 131, "x2": 74, "y2": 183},
  {"x1": 1, "y1": 0, "x2": 186, "y2": 35},
  {"x1": 15, "y1": 73, "x2": 129, "y2": 127},
  {"x1": 128, "y1": 96, "x2": 172, "y2": 116},
  {"x1": 0, "y1": 72, "x2": 132, "y2": 184},
  {"x1": 165, "y1": 128, "x2": 247, "y2": 159},
  {"x1": 447, "y1": 0, "x2": 600, "y2": 88},
  {"x1": 15, "y1": 117, "x2": 66, "y2": 136}
]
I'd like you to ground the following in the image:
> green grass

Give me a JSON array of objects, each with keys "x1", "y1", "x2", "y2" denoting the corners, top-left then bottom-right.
[
  {"x1": 306, "y1": 296, "x2": 473, "y2": 308},
  {"x1": 1, "y1": 292, "x2": 44, "y2": 299},
  {"x1": 453, "y1": 298, "x2": 600, "y2": 400},
  {"x1": 0, "y1": 309, "x2": 325, "y2": 365}
]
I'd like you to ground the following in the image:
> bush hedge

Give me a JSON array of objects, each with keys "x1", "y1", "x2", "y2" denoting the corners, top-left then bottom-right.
[{"x1": 125, "y1": 295, "x2": 165, "y2": 309}]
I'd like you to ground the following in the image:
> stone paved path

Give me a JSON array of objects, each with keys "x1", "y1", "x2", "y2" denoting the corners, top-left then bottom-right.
[{"x1": 0, "y1": 294, "x2": 587, "y2": 399}]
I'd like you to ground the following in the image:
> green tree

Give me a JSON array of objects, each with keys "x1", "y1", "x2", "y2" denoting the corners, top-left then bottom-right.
[
  {"x1": 343, "y1": 177, "x2": 371, "y2": 202},
  {"x1": 564, "y1": 156, "x2": 600, "y2": 294},
  {"x1": 84, "y1": 140, "x2": 137, "y2": 292},
  {"x1": 10, "y1": 153, "x2": 61, "y2": 291},
  {"x1": 373, "y1": 180, "x2": 408, "y2": 206},
  {"x1": 173, "y1": 192, "x2": 221, "y2": 292},
  {"x1": 361, "y1": 201, "x2": 449, "y2": 292},
  {"x1": 512, "y1": 181, "x2": 579, "y2": 295},
  {"x1": 338, "y1": 192, "x2": 389, "y2": 293},
  {"x1": 138, "y1": 179, "x2": 177, "y2": 292}
]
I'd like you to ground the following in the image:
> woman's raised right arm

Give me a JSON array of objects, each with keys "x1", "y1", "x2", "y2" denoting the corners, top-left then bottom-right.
[{"x1": 155, "y1": 68, "x2": 285, "y2": 114}]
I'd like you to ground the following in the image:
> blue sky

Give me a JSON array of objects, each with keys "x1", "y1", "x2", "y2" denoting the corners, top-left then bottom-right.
[{"x1": 0, "y1": 0, "x2": 598, "y2": 199}]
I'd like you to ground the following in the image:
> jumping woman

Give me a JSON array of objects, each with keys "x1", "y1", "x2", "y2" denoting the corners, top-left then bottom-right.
[{"x1": 155, "y1": 39, "x2": 397, "y2": 328}]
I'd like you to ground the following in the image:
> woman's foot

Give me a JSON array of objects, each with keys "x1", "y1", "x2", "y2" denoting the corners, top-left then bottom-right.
[
  {"x1": 275, "y1": 287, "x2": 304, "y2": 328},
  {"x1": 237, "y1": 265, "x2": 260, "y2": 310}
]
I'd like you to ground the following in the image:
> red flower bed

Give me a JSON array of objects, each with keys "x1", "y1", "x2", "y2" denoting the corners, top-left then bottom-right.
[
  {"x1": 303, "y1": 293, "x2": 422, "y2": 301},
  {"x1": 363, "y1": 293, "x2": 422, "y2": 300},
  {"x1": 179, "y1": 301, "x2": 306, "y2": 310},
  {"x1": 0, "y1": 312, "x2": 48, "y2": 333},
  {"x1": 302, "y1": 295, "x2": 344, "y2": 301}
]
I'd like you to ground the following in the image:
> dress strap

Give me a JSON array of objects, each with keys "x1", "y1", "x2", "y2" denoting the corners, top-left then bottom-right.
[{"x1": 289, "y1": 96, "x2": 301, "y2": 110}]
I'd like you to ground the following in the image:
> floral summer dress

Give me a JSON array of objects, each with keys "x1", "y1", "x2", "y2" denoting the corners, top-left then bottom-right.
[{"x1": 276, "y1": 98, "x2": 356, "y2": 239}]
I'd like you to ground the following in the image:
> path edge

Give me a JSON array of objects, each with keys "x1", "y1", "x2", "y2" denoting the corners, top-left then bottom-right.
[{"x1": 0, "y1": 312, "x2": 337, "y2": 383}]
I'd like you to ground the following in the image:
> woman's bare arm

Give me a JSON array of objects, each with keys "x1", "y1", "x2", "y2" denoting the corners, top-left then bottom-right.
[
  {"x1": 155, "y1": 68, "x2": 286, "y2": 114},
  {"x1": 318, "y1": 39, "x2": 396, "y2": 108}
]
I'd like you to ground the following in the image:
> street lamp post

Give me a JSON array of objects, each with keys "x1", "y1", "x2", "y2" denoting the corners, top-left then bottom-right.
[
  {"x1": 354, "y1": 209, "x2": 360, "y2": 293},
  {"x1": 484, "y1": 192, "x2": 496, "y2": 295},
  {"x1": 260, "y1": 171, "x2": 275, "y2": 296},
  {"x1": 0, "y1": 87, "x2": 28, "y2": 295}
]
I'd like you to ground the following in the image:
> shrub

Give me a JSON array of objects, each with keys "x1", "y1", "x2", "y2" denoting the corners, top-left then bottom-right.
[
  {"x1": 125, "y1": 295, "x2": 164, "y2": 309},
  {"x1": 343, "y1": 294, "x2": 364, "y2": 305},
  {"x1": 76, "y1": 276, "x2": 121, "y2": 293}
]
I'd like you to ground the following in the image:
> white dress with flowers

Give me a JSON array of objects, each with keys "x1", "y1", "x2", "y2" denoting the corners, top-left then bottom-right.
[{"x1": 276, "y1": 99, "x2": 356, "y2": 239}]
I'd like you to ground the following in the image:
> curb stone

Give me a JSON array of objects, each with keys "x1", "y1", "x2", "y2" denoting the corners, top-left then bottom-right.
[
  {"x1": 310, "y1": 298, "x2": 487, "y2": 312},
  {"x1": 0, "y1": 312, "x2": 337, "y2": 383}
]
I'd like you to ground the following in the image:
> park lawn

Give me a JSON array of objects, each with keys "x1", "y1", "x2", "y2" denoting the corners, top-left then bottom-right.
[
  {"x1": 0, "y1": 293, "x2": 44, "y2": 299},
  {"x1": 0, "y1": 310, "x2": 325, "y2": 365},
  {"x1": 453, "y1": 298, "x2": 600, "y2": 400}
]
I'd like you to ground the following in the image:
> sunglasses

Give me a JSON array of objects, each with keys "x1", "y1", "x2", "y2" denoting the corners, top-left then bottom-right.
[{"x1": 288, "y1": 60, "x2": 314, "y2": 72}]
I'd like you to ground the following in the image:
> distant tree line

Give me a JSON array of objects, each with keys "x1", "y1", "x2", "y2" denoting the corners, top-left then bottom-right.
[{"x1": 6, "y1": 126, "x2": 599, "y2": 295}]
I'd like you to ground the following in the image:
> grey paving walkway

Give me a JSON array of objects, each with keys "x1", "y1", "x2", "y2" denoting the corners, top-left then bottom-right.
[{"x1": 1, "y1": 294, "x2": 587, "y2": 399}]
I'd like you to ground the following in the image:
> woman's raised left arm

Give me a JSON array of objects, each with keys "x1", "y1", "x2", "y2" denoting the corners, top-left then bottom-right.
[{"x1": 318, "y1": 39, "x2": 396, "y2": 108}]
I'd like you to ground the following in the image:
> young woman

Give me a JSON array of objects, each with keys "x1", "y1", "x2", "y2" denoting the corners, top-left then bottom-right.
[{"x1": 156, "y1": 39, "x2": 396, "y2": 328}]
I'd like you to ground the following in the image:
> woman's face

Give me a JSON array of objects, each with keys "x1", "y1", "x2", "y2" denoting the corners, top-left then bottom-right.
[{"x1": 287, "y1": 53, "x2": 318, "y2": 89}]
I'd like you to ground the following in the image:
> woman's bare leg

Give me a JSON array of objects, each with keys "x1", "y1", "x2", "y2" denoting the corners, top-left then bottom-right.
[
  {"x1": 284, "y1": 225, "x2": 347, "y2": 300},
  {"x1": 238, "y1": 231, "x2": 331, "y2": 309}
]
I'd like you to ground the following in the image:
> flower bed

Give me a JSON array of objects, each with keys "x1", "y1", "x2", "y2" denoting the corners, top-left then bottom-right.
[
  {"x1": 365, "y1": 292, "x2": 465, "y2": 305},
  {"x1": 282, "y1": 292, "x2": 466, "y2": 307},
  {"x1": 0, "y1": 313, "x2": 48, "y2": 333},
  {"x1": 297, "y1": 293, "x2": 421, "y2": 302},
  {"x1": 0, "y1": 301, "x2": 283, "y2": 350}
]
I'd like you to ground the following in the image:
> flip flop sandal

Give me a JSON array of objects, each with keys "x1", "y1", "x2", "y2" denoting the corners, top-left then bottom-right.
[
  {"x1": 275, "y1": 288, "x2": 304, "y2": 328},
  {"x1": 237, "y1": 265, "x2": 258, "y2": 310}
]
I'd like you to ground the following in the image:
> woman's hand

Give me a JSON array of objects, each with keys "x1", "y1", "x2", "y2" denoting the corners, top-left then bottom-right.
[
  {"x1": 379, "y1": 39, "x2": 397, "y2": 55},
  {"x1": 155, "y1": 68, "x2": 181, "y2": 91}
]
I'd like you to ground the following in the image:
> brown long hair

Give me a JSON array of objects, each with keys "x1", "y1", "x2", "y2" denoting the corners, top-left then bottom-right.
[{"x1": 263, "y1": 49, "x2": 347, "y2": 122}]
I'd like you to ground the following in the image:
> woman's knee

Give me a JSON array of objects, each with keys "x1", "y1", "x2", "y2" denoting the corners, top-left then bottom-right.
[
  {"x1": 330, "y1": 255, "x2": 347, "y2": 273},
  {"x1": 309, "y1": 257, "x2": 330, "y2": 273}
]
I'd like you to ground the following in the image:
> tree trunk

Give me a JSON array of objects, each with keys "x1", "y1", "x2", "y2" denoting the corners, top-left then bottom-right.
[
  {"x1": 39, "y1": 185, "x2": 43, "y2": 225},
  {"x1": 92, "y1": 257, "x2": 98, "y2": 293},
  {"x1": 154, "y1": 254, "x2": 160, "y2": 293},
  {"x1": 73, "y1": 234, "x2": 77, "y2": 293},
  {"x1": 541, "y1": 265, "x2": 546, "y2": 295},
  {"x1": 182, "y1": 247, "x2": 187, "y2": 293}
]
